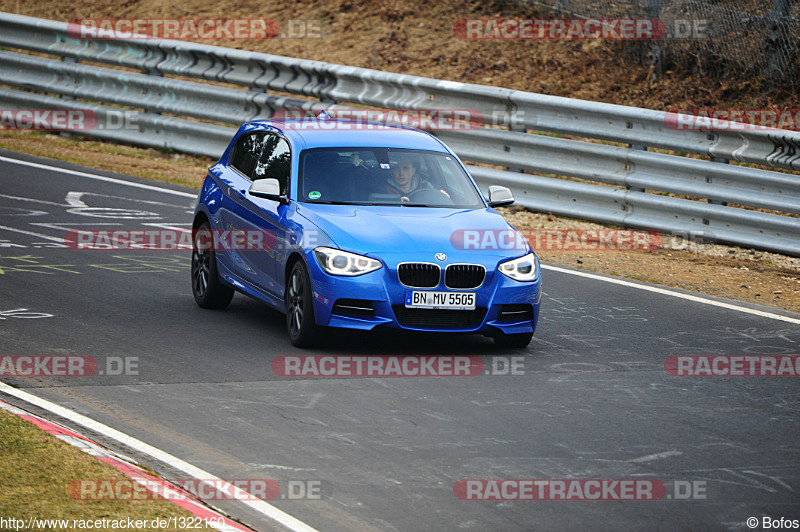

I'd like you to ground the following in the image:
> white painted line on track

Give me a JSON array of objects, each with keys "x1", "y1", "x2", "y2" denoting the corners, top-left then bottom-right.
[
  {"x1": 0, "y1": 224, "x2": 69, "y2": 243},
  {"x1": 541, "y1": 264, "x2": 800, "y2": 325},
  {"x1": 0, "y1": 382, "x2": 320, "y2": 532},
  {"x1": 0, "y1": 193, "x2": 69, "y2": 206},
  {"x1": 141, "y1": 223, "x2": 192, "y2": 232},
  {"x1": 0, "y1": 155, "x2": 197, "y2": 199},
  {"x1": 0, "y1": 400, "x2": 251, "y2": 532}
]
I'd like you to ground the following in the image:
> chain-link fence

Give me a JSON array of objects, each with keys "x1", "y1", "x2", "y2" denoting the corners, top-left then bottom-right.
[{"x1": 514, "y1": 0, "x2": 799, "y2": 85}]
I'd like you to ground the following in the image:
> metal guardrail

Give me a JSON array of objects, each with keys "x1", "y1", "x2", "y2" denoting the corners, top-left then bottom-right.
[
  {"x1": 4, "y1": 49, "x2": 799, "y2": 216},
  {"x1": 2, "y1": 13, "x2": 800, "y2": 171},
  {"x1": 0, "y1": 50, "x2": 320, "y2": 127},
  {"x1": 0, "y1": 88, "x2": 232, "y2": 157},
  {"x1": 468, "y1": 167, "x2": 800, "y2": 256},
  {"x1": 436, "y1": 128, "x2": 800, "y2": 214},
  {"x1": 1, "y1": 12, "x2": 799, "y2": 255}
]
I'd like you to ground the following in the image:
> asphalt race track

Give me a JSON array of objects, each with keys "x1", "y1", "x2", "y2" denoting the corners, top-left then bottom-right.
[{"x1": 1, "y1": 148, "x2": 799, "y2": 531}]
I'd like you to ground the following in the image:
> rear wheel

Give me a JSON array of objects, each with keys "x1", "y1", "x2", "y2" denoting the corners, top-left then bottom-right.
[
  {"x1": 493, "y1": 331, "x2": 533, "y2": 348},
  {"x1": 286, "y1": 260, "x2": 319, "y2": 347},
  {"x1": 191, "y1": 222, "x2": 234, "y2": 309}
]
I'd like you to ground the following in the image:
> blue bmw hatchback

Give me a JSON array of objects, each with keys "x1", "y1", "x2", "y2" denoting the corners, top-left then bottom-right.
[{"x1": 191, "y1": 119, "x2": 541, "y2": 347}]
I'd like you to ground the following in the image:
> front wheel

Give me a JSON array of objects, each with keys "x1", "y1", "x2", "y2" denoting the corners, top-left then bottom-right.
[
  {"x1": 191, "y1": 222, "x2": 234, "y2": 309},
  {"x1": 493, "y1": 331, "x2": 533, "y2": 348},
  {"x1": 286, "y1": 260, "x2": 320, "y2": 347}
]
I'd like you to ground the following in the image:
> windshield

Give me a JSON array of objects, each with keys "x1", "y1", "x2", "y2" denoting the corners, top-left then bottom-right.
[{"x1": 299, "y1": 148, "x2": 486, "y2": 208}]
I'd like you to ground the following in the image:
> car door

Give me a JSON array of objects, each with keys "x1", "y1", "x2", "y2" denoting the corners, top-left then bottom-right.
[
  {"x1": 237, "y1": 133, "x2": 293, "y2": 297},
  {"x1": 216, "y1": 131, "x2": 268, "y2": 276}
]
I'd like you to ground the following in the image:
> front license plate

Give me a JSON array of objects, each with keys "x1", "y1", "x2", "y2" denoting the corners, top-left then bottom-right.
[{"x1": 405, "y1": 291, "x2": 475, "y2": 310}]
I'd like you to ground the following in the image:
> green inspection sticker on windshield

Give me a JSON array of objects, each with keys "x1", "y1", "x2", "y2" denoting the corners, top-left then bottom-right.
[{"x1": 308, "y1": 191, "x2": 322, "y2": 199}]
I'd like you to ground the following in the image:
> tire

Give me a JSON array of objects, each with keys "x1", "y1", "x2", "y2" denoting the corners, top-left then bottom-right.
[
  {"x1": 286, "y1": 260, "x2": 320, "y2": 347},
  {"x1": 191, "y1": 221, "x2": 234, "y2": 309},
  {"x1": 493, "y1": 331, "x2": 533, "y2": 349}
]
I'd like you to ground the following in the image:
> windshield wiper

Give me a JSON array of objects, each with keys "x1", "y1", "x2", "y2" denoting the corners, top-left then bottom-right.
[{"x1": 362, "y1": 202, "x2": 442, "y2": 207}]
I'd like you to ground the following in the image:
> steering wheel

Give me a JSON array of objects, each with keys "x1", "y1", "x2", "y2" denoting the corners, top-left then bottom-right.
[{"x1": 404, "y1": 188, "x2": 453, "y2": 205}]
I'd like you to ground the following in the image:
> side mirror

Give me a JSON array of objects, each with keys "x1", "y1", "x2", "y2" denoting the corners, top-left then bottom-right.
[
  {"x1": 249, "y1": 178, "x2": 287, "y2": 204},
  {"x1": 487, "y1": 185, "x2": 515, "y2": 207}
]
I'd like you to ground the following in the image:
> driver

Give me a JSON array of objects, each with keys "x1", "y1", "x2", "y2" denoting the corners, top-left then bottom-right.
[{"x1": 385, "y1": 155, "x2": 448, "y2": 202}]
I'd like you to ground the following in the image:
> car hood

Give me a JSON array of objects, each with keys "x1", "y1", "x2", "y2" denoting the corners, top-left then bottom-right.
[{"x1": 296, "y1": 204, "x2": 526, "y2": 256}]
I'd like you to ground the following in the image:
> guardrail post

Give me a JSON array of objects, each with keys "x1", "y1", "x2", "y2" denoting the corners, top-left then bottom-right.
[
  {"x1": 57, "y1": 56, "x2": 78, "y2": 138},
  {"x1": 645, "y1": 0, "x2": 662, "y2": 81},
  {"x1": 506, "y1": 122, "x2": 527, "y2": 173},
  {"x1": 59, "y1": 57, "x2": 77, "y2": 101},
  {"x1": 764, "y1": 0, "x2": 792, "y2": 80},
  {"x1": 626, "y1": 144, "x2": 646, "y2": 192},
  {"x1": 708, "y1": 156, "x2": 730, "y2": 205},
  {"x1": 647, "y1": 45, "x2": 662, "y2": 82},
  {"x1": 143, "y1": 70, "x2": 163, "y2": 115}
]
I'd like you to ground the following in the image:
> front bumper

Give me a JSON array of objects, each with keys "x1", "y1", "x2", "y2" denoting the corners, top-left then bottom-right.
[{"x1": 307, "y1": 251, "x2": 541, "y2": 336}]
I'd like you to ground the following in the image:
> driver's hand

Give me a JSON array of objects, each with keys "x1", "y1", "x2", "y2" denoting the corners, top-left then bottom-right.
[
  {"x1": 400, "y1": 196, "x2": 411, "y2": 202},
  {"x1": 439, "y1": 189, "x2": 450, "y2": 198}
]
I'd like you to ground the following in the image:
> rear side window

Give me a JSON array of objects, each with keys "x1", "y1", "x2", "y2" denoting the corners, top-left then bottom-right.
[
  {"x1": 255, "y1": 135, "x2": 291, "y2": 195},
  {"x1": 229, "y1": 132, "x2": 267, "y2": 179}
]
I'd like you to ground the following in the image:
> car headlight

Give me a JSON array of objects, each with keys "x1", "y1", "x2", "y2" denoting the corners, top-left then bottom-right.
[
  {"x1": 314, "y1": 247, "x2": 382, "y2": 276},
  {"x1": 498, "y1": 253, "x2": 538, "y2": 282}
]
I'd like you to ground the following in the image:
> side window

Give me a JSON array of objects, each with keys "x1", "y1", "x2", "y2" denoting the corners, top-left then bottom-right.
[
  {"x1": 230, "y1": 132, "x2": 267, "y2": 179},
  {"x1": 255, "y1": 134, "x2": 291, "y2": 195}
]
